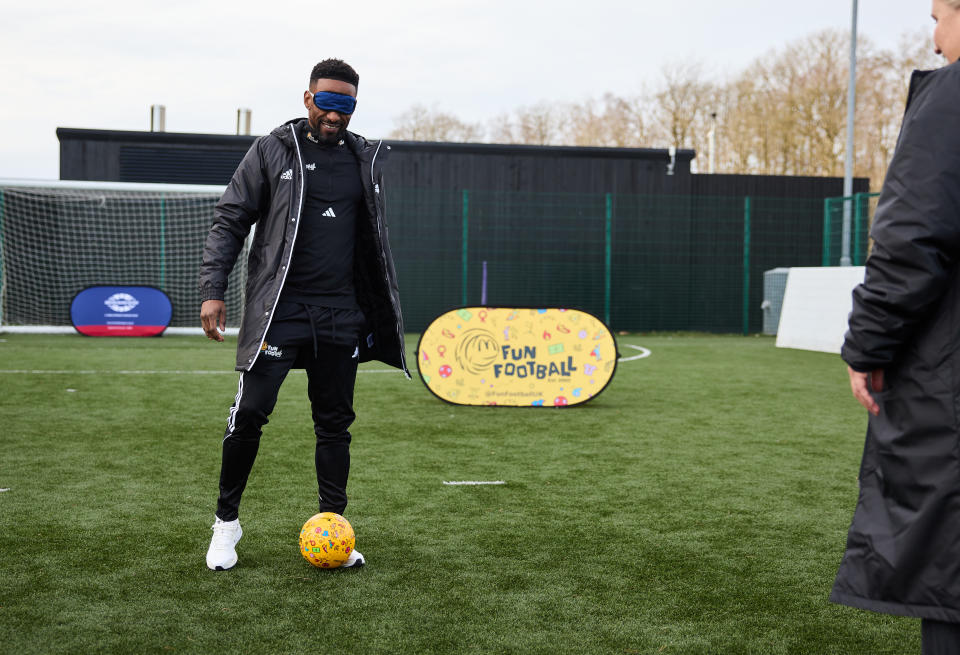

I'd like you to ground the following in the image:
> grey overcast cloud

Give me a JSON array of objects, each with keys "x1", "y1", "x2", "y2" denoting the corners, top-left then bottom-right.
[{"x1": 0, "y1": 0, "x2": 936, "y2": 180}]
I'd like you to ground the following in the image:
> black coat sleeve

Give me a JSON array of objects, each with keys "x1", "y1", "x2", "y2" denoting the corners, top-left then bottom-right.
[
  {"x1": 842, "y1": 66, "x2": 960, "y2": 372},
  {"x1": 198, "y1": 138, "x2": 269, "y2": 303}
]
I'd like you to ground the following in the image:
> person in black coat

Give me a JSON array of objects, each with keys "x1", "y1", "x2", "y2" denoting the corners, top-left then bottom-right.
[
  {"x1": 198, "y1": 58, "x2": 406, "y2": 572},
  {"x1": 834, "y1": 2, "x2": 960, "y2": 653}
]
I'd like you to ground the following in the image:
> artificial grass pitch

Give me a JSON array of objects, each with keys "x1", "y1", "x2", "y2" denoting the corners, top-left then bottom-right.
[{"x1": 0, "y1": 333, "x2": 916, "y2": 653}]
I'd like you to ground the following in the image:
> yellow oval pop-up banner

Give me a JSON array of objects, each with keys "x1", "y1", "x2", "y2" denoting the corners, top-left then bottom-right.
[{"x1": 416, "y1": 307, "x2": 618, "y2": 407}]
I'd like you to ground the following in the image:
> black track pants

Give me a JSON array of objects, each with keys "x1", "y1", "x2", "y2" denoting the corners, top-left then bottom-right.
[
  {"x1": 922, "y1": 620, "x2": 960, "y2": 655},
  {"x1": 215, "y1": 302, "x2": 363, "y2": 521}
]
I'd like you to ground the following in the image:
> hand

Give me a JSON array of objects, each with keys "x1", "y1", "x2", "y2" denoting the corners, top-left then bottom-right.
[
  {"x1": 847, "y1": 366, "x2": 883, "y2": 416},
  {"x1": 200, "y1": 300, "x2": 226, "y2": 342}
]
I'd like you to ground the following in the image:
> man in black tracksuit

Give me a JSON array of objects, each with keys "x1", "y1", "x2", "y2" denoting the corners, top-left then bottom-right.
[{"x1": 198, "y1": 58, "x2": 407, "y2": 571}]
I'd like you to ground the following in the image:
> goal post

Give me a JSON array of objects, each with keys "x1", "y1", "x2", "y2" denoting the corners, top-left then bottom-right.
[{"x1": 0, "y1": 179, "x2": 249, "y2": 335}]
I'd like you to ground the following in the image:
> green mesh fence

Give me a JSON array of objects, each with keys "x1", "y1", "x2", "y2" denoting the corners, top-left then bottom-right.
[
  {"x1": 388, "y1": 190, "x2": 841, "y2": 334},
  {"x1": 0, "y1": 185, "x2": 864, "y2": 335},
  {"x1": 822, "y1": 193, "x2": 877, "y2": 266}
]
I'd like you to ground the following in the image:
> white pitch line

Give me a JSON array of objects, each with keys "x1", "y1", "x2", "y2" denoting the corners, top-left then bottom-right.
[
  {"x1": 0, "y1": 488, "x2": 10, "y2": 493},
  {"x1": 442, "y1": 480, "x2": 506, "y2": 486},
  {"x1": 0, "y1": 369, "x2": 400, "y2": 375},
  {"x1": 618, "y1": 344, "x2": 651, "y2": 362}
]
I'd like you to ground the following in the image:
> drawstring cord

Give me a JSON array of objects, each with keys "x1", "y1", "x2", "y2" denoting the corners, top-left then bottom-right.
[
  {"x1": 304, "y1": 304, "x2": 342, "y2": 357},
  {"x1": 304, "y1": 303, "x2": 319, "y2": 359}
]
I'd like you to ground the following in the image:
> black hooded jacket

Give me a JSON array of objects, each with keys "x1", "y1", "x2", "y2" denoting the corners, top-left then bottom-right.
[
  {"x1": 198, "y1": 118, "x2": 408, "y2": 375},
  {"x1": 832, "y1": 61, "x2": 960, "y2": 621}
]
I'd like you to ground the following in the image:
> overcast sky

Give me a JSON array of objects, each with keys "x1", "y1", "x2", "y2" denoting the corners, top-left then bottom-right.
[{"x1": 0, "y1": 0, "x2": 937, "y2": 180}]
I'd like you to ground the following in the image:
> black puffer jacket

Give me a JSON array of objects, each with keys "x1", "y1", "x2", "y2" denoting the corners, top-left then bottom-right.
[
  {"x1": 832, "y1": 61, "x2": 960, "y2": 621},
  {"x1": 199, "y1": 118, "x2": 408, "y2": 375}
]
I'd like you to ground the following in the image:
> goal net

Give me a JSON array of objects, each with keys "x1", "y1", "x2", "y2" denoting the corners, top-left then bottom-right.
[{"x1": 0, "y1": 180, "x2": 250, "y2": 333}]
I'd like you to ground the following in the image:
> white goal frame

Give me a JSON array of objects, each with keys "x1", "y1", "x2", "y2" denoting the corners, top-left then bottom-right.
[{"x1": 0, "y1": 178, "x2": 240, "y2": 336}]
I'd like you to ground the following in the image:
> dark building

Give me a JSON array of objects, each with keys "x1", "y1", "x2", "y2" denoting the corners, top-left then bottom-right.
[
  {"x1": 57, "y1": 127, "x2": 866, "y2": 199},
  {"x1": 55, "y1": 127, "x2": 869, "y2": 333},
  {"x1": 57, "y1": 127, "x2": 701, "y2": 194},
  {"x1": 58, "y1": 128, "x2": 257, "y2": 186}
]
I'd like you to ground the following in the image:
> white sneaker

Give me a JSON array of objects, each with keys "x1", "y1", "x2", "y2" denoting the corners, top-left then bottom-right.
[
  {"x1": 206, "y1": 517, "x2": 242, "y2": 571},
  {"x1": 341, "y1": 548, "x2": 365, "y2": 568}
]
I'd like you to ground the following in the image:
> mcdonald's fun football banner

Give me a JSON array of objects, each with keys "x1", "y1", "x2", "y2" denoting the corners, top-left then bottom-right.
[{"x1": 416, "y1": 307, "x2": 618, "y2": 407}]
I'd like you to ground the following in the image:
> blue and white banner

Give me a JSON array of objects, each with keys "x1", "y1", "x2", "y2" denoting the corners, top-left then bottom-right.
[{"x1": 70, "y1": 286, "x2": 172, "y2": 337}]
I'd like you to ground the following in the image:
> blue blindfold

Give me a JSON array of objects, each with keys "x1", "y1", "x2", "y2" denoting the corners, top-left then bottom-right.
[{"x1": 313, "y1": 91, "x2": 357, "y2": 115}]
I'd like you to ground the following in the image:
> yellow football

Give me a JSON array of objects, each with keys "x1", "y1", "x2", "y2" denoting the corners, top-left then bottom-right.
[{"x1": 299, "y1": 512, "x2": 356, "y2": 569}]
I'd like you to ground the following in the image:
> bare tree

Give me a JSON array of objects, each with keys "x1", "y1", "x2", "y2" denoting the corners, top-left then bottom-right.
[
  {"x1": 384, "y1": 28, "x2": 942, "y2": 188},
  {"x1": 713, "y1": 28, "x2": 939, "y2": 186},
  {"x1": 559, "y1": 93, "x2": 648, "y2": 147},
  {"x1": 648, "y1": 62, "x2": 715, "y2": 153},
  {"x1": 388, "y1": 105, "x2": 483, "y2": 142},
  {"x1": 489, "y1": 102, "x2": 562, "y2": 145}
]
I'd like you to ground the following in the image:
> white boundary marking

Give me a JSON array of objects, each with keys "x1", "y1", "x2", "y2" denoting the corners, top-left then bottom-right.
[
  {"x1": 0, "y1": 326, "x2": 75, "y2": 334},
  {"x1": 1, "y1": 347, "x2": 647, "y2": 372},
  {"x1": 0, "y1": 178, "x2": 226, "y2": 193},
  {"x1": 618, "y1": 344, "x2": 651, "y2": 362},
  {"x1": 442, "y1": 480, "x2": 506, "y2": 486},
  {"x1": 0, "y1": 369, "x2": 400, "y2": 375},
  {"x1": 0, "y1": 326, "x2": 240, "y2": 336},
  {"x1": 0, "y1": 488, "x2": 10, "y2": 493}
]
